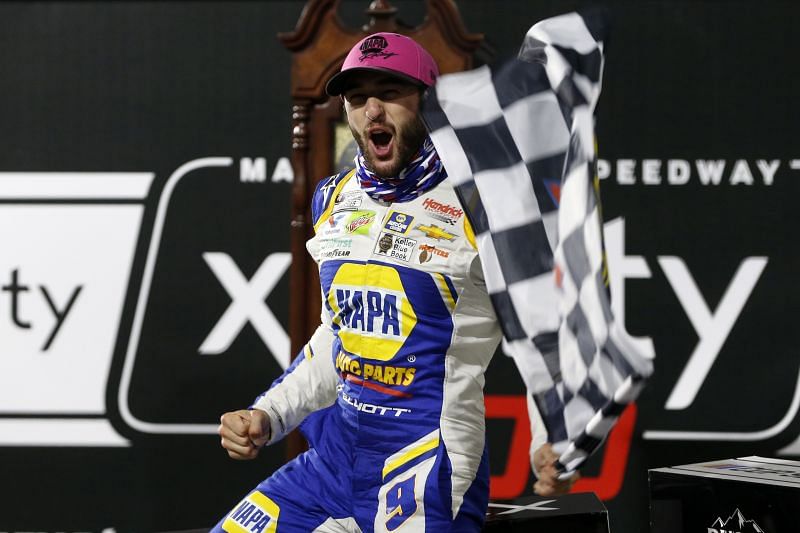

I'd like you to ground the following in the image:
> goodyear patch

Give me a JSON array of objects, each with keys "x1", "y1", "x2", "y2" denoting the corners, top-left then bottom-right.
[
  {"x1": 374, "y1": 232, "x2": 417, "y2": 262},
  {"x1": 222, "y1": 491, "x2": 280, "y2": 533},
  {"x1": 384, "y1": 211, "x2": 414, "y2": 234}
]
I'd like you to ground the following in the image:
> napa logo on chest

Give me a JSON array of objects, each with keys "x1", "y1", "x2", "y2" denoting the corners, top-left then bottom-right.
[{"x1": 327, "y1": 263, "x2": 417, "y2": 361}]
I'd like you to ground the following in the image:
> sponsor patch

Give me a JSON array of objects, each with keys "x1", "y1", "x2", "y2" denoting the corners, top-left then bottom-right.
[
  {"x1": 336, "y1": 351, "x2": 417, "y2": 386},
  {"x1": 333, "y1": 190, "x2": 363, "y2": 212},
  {"x1": 320, "y1": 248, "x2": 352, "y2": 259},
  {"x1": 319, "y1": 237, "x2": 353, "y2": 260},
  {"x1": 223, "y1": 491, "x2": 280, "y2": 533},
  {"x1": 359, "y1": 35, "x2": 398, "y2": 62},
  {"x1": 374, "y1": 232, "x2": 417, "y2": 262},
  {"x1": 417, "y1": 243, "x2": 450, "y2": 263},
  {"x1": 319, "y1": 210, "x2": 375, "y2": 237},
  {"x1": 328, "y1": 263, "x2": 416, "y2": 361},
  {"x1": 341, "y1": 389, "x2": 411, "y2": 417},
  {"x1": 384, "y1": 211, "x2": 414, "y2": 234},
  {"x1": 422, "y1": 197, "x2": 463, "y2": 225},
  {"x1": 319, "y1": 212, "x2": 349, "y2": 236},
  {"x1": 414, "y1": 224, "x2": 457, "y2": 242},
  {"x1": 345, "y1": 210, "x2": 376, "y2": 234}
]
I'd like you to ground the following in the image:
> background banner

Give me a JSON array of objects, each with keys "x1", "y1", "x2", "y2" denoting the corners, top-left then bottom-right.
[{"x1": 0, "y1": 2, "x2": 796, "y2": 532}]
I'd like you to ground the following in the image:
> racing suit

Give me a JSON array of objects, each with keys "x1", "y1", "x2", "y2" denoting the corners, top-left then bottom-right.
[{"x1": 213, "y1": 168, "x2": 502, "y2": 533}]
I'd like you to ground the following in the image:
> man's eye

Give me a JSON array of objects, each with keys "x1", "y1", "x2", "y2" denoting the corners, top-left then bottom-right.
[
  {"x1": 346, "y1": 94, "x2": 366, "y2": 105},
  {"x1": 381, "y1": 90, "x2": 400, "y2": 100}
]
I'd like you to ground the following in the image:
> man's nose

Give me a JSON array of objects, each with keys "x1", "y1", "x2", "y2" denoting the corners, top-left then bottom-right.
[{"x1": 364, "y1": 97, "x2": 385, "y2": 122}]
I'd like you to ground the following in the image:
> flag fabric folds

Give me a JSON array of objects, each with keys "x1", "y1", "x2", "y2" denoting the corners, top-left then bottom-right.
[{"x1": 422, "y1": 10, "x2": 654, "y2": 474}]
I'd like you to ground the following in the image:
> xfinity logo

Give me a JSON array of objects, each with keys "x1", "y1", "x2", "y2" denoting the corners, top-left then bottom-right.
[
  {"x1": 0, "y1": 157, "x2": 293, "y2": 446},
  {"x1": 708, "y1": 508, "x2": 764, "y2": 533},
  {"x1": 1, "y1": 268, "x2": 82, "y2": 351},
  {"x1": 606, "y1": 218, "x2": 767, "y2": 412},
  {"x1": 199, "y1": 252, "x2": 291, "y2": 368}
]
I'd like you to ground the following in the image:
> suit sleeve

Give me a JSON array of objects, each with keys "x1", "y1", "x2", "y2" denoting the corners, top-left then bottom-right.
[
  {"x1": 251, "y1": 321, "x2": 338, "y2": 445},
  {"x1": 250, "y1": 173, "x2": 345, "y2": 444}
]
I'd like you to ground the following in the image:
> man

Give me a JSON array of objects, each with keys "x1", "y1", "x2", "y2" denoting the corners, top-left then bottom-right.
[{"x1": 214, "y1": 32, "x2": 573, "y2": 533}]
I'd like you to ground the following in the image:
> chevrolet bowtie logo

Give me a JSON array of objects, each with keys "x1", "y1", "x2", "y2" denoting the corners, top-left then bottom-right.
[{"x1": 414, "y1": 224, "x2": 456, "y2": 242}]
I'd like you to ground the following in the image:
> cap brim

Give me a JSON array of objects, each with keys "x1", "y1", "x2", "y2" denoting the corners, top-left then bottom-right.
[{"x1": 325, "y1": 67, "x2": 426, "y2": 96}]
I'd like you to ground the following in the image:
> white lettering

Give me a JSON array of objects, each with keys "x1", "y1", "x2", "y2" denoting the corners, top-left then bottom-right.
[
  {"x1": 617, "y1": 159, "x2": 637, "y2": 185},
  {"x1": 729, "y1": 159, "x2": 754, "y2": 185},
  {"x1": 199, "y1": 253, "x2": 292, "y2": 369},
  {"x1": 603, "y1": 218, "x2": 655, "y2": 356},
  {"x1": 695, "y1": 159, "x2": 726, "y2": 185},
  {"x1": 667, "y1": 159, "x2": 691, "y2": 185},
  {"x1": 642, "y1": 159, "x2": 661, "y2": 185},
  {"x1": 756, "y1": 159, "x2": 779, "y2": 185},
  {"x1": 239, "y1": 157, "x2": 267, "y2": 182},
  {"x1": 662, "y1": 256, "x2": 768, "y2": 410},
  {"x1": 596, "y1": 158, "x2": 611, "y2": 180},
  {"x1": 271, "y1": 157, "x2": 294, "y2": 183}
]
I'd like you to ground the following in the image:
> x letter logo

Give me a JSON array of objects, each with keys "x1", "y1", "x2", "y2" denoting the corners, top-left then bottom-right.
[
  {"x1": 487, "y1": 500, "x2": 558, "y2": 515},
  {"x1": 199, "y1": 252, "x2": 292, "y2": 368}
]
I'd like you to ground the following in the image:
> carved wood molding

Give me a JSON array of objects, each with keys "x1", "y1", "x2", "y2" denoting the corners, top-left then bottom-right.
[{"x1": 279, "y1": 0, "x2": 486, "y2": 100}]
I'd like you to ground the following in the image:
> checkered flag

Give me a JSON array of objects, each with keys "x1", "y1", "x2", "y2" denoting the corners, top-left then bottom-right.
[{"x1": 422, "y1": 10, "x2": 654, "y2": 474}]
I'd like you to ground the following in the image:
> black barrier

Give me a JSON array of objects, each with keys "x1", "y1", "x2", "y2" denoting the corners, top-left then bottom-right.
[
  {"x1": 650, "y1": 456, "x2": 800, "y2": 533},
  {"x1": 485, "y1": 493, "x2": 610, "y2": 533}
]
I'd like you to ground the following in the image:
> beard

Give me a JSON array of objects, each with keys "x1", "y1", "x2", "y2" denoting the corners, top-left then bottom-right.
[{"x1": 351, "y1": 115, "x2": 428, "y2": 180}]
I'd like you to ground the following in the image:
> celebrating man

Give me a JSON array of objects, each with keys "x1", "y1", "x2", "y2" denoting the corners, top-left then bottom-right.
[{"x1": 213, "y1": 32, "x2": 573, "y2": 533}]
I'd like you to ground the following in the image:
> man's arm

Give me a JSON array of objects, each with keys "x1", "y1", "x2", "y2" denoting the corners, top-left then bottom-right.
[
  {"x1": 219, "y1": 322, "x2": 338, "y2": 459},
  {"x1": 219, "y1": 171, "x2": 349, "y2": 460},
  {"x1": 528, "y1": 395, "x2": 580, "y2": 495}
]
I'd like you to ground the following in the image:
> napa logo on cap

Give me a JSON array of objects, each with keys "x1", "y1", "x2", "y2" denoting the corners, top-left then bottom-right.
[
  {"x1": 359, "y1": 35, "x2": 397, "y2": 61},
  {"x1": 327, "y1": 263, "x2": 416, "y2": 362}
]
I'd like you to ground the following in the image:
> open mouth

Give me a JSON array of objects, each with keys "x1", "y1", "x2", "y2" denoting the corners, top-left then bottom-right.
[{"x1": 368, "y1": 129, "x2": 394, "y2": 159}]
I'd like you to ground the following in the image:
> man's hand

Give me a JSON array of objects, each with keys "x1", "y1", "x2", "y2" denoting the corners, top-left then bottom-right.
[
  {"x1": 219, "y1": 409, "x2": 271, "y2": 460},
  {"x1": 532, "y1": 443, "x2": 580, "y2": 496}
]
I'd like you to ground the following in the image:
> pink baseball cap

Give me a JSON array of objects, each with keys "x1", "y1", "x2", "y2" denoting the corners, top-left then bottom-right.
[{"x1": 326, "y1": 32, "x2": 439, "y2": 96}]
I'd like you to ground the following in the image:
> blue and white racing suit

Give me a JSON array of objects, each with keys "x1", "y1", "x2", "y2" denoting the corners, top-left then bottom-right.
[{"x1": 213, "y1": 168, "x2": 502, "y2": 533}]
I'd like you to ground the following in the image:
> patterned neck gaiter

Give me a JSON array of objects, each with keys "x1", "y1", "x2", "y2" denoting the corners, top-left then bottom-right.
[{"x1": 355, "y1": 136, "x2": 447, "y2": 203}]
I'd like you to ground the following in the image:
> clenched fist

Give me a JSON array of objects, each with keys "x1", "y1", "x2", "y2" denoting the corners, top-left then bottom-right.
[
  {"x1": 219, "y1": 409, "x2": 271, "y2": 460},
  {"x1": 532, "y1": 443, "x2": 580, "y2": 496}
]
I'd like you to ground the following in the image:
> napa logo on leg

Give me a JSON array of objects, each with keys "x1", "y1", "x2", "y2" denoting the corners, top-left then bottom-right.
[
  {"x1": 327, "y1": 263, "x2": 417, "y2": 362},
  {"x1": 222, "y1": 491, "x2": 280, "y2": 533}
]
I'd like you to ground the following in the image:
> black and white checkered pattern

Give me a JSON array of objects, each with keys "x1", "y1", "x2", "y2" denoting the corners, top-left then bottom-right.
[{"x1": 422, "y1": 10, "x2": 654, "y2": 474}]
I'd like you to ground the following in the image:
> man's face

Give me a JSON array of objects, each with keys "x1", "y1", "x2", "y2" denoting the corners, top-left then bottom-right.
[{"x1": 343, "y1": 72, "x2": 428, "y2": 180}]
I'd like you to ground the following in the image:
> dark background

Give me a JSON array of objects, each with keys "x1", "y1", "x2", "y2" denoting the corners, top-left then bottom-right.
[{"x1": 0, "y1": 1, "x2": 797, "y2": 532}]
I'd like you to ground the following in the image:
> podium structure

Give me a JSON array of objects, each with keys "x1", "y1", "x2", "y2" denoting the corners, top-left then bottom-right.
[
  {"x1": 650, "y1": 456, "x2": 800, "y2": 532},
  {"x1": 484, "y1": 492, "x2": 610, "y2": 532}
]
